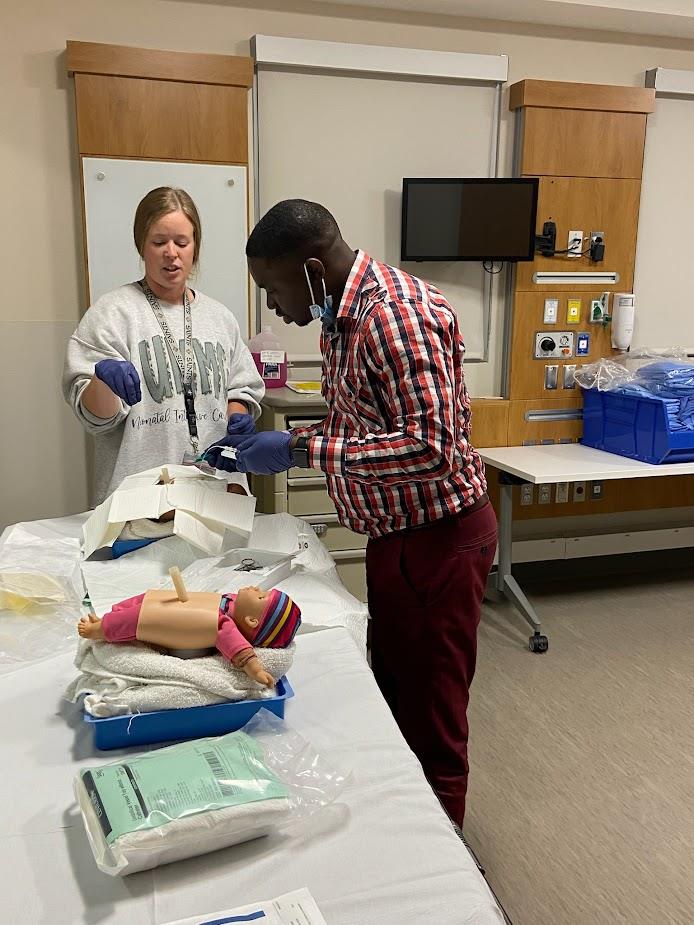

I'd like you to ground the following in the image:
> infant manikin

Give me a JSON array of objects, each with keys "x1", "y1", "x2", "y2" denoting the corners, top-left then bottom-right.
[{"x1": 78, "y1": 585, "x2": 301, "y2": 688}]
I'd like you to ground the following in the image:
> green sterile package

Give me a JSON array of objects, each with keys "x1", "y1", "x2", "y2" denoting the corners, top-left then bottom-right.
[
  {"x1": 74, "y1": 714, "x2": 349, "y2": 877},
  {"x1": 76, "y1": 730, "x2": 291, "y2": 876}
]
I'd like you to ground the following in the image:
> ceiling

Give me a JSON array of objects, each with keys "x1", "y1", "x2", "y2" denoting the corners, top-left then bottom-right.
[{"x1": 316, "y1": 0, "x2": 694, "y2": 40}]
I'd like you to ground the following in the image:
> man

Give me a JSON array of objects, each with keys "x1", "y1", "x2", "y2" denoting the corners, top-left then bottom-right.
[{"x1": 207, "y1": 199, "x2": 497, "y2": 827}]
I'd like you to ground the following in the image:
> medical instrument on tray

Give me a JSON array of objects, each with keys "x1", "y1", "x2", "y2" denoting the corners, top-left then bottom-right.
[{"x1": 234, "y1": 557, "x2": 260, "y2": 572}]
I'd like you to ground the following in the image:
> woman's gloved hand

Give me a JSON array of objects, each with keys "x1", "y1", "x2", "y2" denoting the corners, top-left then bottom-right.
[
  {"x1": 94, "y1": 359, "x2": 141, "y2": 406},
  {"x1": 226, "y1": 412, "x2": 256, "y2": 437}
]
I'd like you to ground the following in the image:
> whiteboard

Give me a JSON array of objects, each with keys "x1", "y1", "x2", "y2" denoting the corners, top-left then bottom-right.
[
  {"x1": 634, "y1": 98, "x2": 694, "y2": 350},
  {"x1": 82, "y1": 158, "x2": 250, "y2": 336},
  {"x1": 257, "y1": 70, "x2": 497, "y2": 359}
]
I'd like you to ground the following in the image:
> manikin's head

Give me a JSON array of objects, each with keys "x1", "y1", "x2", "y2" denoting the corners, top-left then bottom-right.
[
  {"x1": 245, "y1": 199, "x2": 355, "y2": 328},
  {"x1": 232, "y1": 587, "x2": 301, "y2": 648}
]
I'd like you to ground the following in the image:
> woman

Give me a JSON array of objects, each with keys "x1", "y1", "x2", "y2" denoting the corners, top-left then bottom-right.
[{"x1": 63, "y1": 187, "x2": 263, "y2": 506}]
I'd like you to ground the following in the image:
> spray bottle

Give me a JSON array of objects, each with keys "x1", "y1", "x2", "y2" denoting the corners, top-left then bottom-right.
[{"x1": 247, "y1": 325, "x2": 288, "y2": 389}]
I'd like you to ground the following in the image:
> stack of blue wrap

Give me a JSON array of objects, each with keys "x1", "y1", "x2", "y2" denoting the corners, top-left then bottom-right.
[{"x1": 615, "y1": 362, "x2": 694, "y2": 432}]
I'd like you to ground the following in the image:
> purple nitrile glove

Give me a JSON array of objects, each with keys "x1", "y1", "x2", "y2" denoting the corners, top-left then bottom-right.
[
  {"x1": 94, "y1": 359, "x2": 141, "y2": 406},
  {"x1": 226, "y1": 412, "x2": 256, "y2": 437},
  {"x1": 201, "y1": 413, "x2": 257, "y2": 472},
  {"x1": 233, "y1": 431, "x2": 293, "y2": 475}
]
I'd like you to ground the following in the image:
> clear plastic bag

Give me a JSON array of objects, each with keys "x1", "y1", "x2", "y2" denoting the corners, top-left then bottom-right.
[
  {"x1": 574, "y1": 348, "x2": 692, "y2": 392},
  {"x1": 0, "y1": 523, "x2": 86, "y2": 672},
  {"x1": 74, "y1": 712, "x2": 348, "y2": 876}
]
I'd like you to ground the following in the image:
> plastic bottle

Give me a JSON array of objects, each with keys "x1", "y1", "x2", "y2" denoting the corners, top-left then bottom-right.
[{"x1": 247, "y1": 325, "x2": 288, "y2": 389}]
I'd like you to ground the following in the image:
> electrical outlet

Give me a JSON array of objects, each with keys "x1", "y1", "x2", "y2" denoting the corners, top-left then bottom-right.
[
  {"x1": 567, "y1": 230, "x2": 583, "y2": 257},
  {"x1": 573, "y1": 481, "x2": 586, "y2": 502},
  {"x1": 590, "y1": 231, "x2": 605, "y2": 261},
  {"x1": 590, "y1": 299, "x2": 604, "y2": 323},
  {"x1": 543, "y1": 298, "x2": 559, "y2": 324},
  {"x1": 538, "y1": 484, "x2": 552, "y2": 505},
  {"x1": 556, "y1": 482, "x2": 569, "y2": 503},
  {"x1": 567, "y1": 300, "x2": 581, "y2": 324},
  {"x1": 590, "y1": 480, "x2": 604, "y2": 501},
  {"x1": 520, "y1": 484, "x2": 534, "y2": 506}
]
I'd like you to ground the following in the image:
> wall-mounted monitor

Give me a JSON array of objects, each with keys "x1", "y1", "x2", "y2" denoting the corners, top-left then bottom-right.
[{"x1": 401, "y1": 177, "x2": 539, "y2": 262}]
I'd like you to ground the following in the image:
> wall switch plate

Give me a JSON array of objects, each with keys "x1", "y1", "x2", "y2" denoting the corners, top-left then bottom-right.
[
  {"x1": 538, "y1": 484, "x2": 552, "y2": 505},
  {"x1": 520, "y1": 484, "x2": 534, "y2": 506},
  {"x1": 590, "y1": 480, "x2": 604, "y2": 500},
  {"x1": 567, "y1": 230, "x2": 584, "y2": 257},
  {"x1": 563, "y1": 364, "x2": 577, "y2": 389},
  {"x1": 543, "y1": 298, "x2": 559, "y2": 324},
  {"x1": 573, "y1": 481, "x2": 586, "y2": 502},
  {"x1": 544, "y1": 364, "x2": 558, "y2": 390},
  {"x1": 576, "y1": 332, "x2": 590, "y2": 356},
  {"x1": 567, "y1": 299, "x2": 581, "y2": 324},
  {"x1": 555, "y1": 482, "x2": 569, "y2": 503}
]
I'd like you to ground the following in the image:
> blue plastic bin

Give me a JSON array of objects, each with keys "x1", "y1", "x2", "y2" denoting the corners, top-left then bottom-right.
[
  {"x1": 83, "y1": 677, "x2": 294, "y2": 750},
  {"x1": 581, "y1": 388, "x2": 694, "y2": 465}
]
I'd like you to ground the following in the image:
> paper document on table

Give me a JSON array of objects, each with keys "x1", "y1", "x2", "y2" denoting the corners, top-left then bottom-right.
[{"x1": 161, "y1": 888, "x2": 328, "y2": 925}]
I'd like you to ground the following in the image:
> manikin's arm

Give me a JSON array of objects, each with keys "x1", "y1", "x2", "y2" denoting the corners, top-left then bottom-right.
[{"x1": 232, "y1": 648, "x2": 274, "y2": 688}]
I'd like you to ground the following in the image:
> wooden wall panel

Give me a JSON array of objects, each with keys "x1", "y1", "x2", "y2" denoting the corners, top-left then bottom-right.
[
  {"x1": 507, "y1": 397, "x2": 584, "y2": 446},
  {"x1": 470, "y1": 399, "x2": 509, "y2": 447},
  {"x1": 486, "y1": 467, "x2": 694, "y2": 520},
  {"x1": 75, "y1": 74, "x2": 248, "y2": 163},
  {"x1": 515, "y1": 176, "x2": 641, "y2": 293},
  {"x1": 520, "y1": 109, "x2": 647, "y2": 179},
  {"x1": 509, "y1": 291, "x2": 613, "y2": 401},
  {"x1": 67, "y1": 40, "x2": 253, "y2": 88},
  {"x1": 510, "y1": 80, "x2": 655, "y2": 114}
]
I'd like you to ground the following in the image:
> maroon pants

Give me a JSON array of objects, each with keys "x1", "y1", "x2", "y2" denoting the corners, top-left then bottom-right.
[{"x1": 367, "y1": 499, "x2": 497, "y2": 826}]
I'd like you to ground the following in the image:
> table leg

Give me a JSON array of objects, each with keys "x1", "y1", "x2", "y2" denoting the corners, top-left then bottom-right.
[{"x1": 495, "y1": 481, "x2": 549, "y2": 653}]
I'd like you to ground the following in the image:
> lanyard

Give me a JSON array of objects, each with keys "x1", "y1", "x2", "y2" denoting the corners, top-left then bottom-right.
[{"x1": 140, "y1": 280, "x2": 199, "y2": 453}]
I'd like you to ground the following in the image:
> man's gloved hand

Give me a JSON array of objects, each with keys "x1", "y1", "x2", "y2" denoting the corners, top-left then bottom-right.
[
  {"x1": 94, "y1": 359, "x2": 141, "y2": 406},
  {"x1": 233, "y1": 431, "x2": 293, "y2": 475},
  {"x1": 226, "y1": 412, "x2": 256, "y2": 437},
  {"x1": 201, "y1": 413, "x2": 257, "y2": 472}
]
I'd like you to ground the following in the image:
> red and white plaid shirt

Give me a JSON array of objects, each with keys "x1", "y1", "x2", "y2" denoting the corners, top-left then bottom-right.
[{"x1": 295, "y1": 250, "x2": 487, "y2": 538}]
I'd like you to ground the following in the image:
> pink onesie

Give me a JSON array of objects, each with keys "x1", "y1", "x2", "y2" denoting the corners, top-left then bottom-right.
[{"x1": 100, "y1": 593, "x2": 254, "y2": 665}]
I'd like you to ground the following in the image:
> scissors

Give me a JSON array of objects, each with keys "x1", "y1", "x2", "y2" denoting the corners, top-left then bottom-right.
[{"x1": 234, "y1": 557, "x2": 259, "y2": 572}]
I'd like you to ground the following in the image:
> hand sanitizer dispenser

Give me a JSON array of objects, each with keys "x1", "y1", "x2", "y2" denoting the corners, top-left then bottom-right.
[{"x1": 611, "y1": 293, "x2": 635, "y2": 351}]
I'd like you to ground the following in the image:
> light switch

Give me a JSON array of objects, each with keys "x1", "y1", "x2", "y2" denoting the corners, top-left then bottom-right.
[
  {"x1": 544, "y1": 298, "x2": 559, "y2": 324},
  {"x1": 544, "y1": 365, "x2": 558, "y2": 390}
]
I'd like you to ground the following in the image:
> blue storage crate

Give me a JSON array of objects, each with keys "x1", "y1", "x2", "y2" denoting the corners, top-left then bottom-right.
[
  {"x1": 581, "y1": 388, "x2": 694, "y2": 465},
  {"x1": 83, "y1": 677, "x2": 294, "y2": 750}
]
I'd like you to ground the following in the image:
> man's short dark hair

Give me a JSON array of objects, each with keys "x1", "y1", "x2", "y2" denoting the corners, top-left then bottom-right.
[{"x1": 246, "y1": 199, "x2": 341, "y2": 259}]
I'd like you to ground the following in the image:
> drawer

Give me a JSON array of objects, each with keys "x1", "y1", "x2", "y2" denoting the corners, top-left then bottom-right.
[
  {"x1": 288, "y1": 465, "x2": 323, "y2": 480},
  {"x1": 287, "y1": 483, "x2": 335, "y2": 516},
  {"x1": 304, "y1": 517, "x2": 368, "y2": 552},
  {"x1": 334, "y1": 551, "x2": 367, "y2": 602}
]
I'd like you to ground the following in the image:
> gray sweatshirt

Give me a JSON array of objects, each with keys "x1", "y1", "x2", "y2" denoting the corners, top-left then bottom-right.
[{"x1": 63, "y1": 283, "x2": 264, "y2": 504}]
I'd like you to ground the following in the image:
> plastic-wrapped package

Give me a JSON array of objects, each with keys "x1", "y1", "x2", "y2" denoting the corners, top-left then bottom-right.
[
  {"x1": 75, "y1": 713, "x2": 348, "y2": 876},
  {"x1": 0, "y1": 523, "x2": 86, "y2": 671}
]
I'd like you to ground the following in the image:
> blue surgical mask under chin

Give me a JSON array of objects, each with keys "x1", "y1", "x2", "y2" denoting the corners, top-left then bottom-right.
[{"x1": 304, "y1": 263, "x2": 336, "y2": 328}]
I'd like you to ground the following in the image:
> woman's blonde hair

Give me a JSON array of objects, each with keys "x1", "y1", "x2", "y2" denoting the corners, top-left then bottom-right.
[{"x1": 133, "y1": 187, "x2": 202, "y2": 266}]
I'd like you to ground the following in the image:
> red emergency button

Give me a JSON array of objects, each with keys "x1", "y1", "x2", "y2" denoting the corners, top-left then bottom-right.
[{"x1": 562, "y1": 348, "x2": 570, "y2": 355}]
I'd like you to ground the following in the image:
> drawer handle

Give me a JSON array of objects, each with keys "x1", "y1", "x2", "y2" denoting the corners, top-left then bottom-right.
[{"x1": 287, "y1": 477, "x2": 326, "y2": 487}]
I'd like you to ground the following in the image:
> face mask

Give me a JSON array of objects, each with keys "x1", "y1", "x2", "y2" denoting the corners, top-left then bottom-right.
[{"x1": 304, "y1": 263, "x2": 336, "y2": 328}]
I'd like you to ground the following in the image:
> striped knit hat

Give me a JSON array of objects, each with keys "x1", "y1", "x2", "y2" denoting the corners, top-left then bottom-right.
[{"x1": 252, "y1": 589, "x2": 301, "y2": 649}]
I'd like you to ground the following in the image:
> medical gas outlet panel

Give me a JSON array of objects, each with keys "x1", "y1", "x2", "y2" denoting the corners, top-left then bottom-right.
[{"x1": 534, "y1": 331, "x2": 574, "y2": 359}]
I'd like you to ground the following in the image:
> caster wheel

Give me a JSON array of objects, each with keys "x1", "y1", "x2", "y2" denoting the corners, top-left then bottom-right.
[{"x1": 529, "y1": 633, "x2": 549, "y2": 653}]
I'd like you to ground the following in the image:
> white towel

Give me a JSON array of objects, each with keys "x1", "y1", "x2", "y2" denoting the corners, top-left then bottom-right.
[{"x1": 66, "y1": 638, "x2": 294, "y2": 716}]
